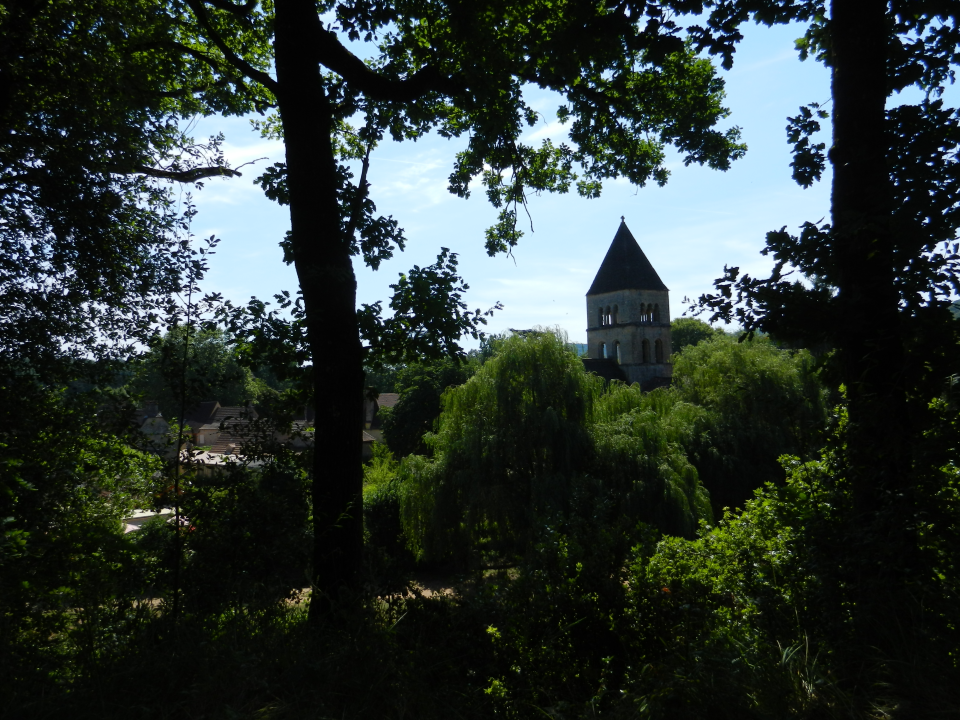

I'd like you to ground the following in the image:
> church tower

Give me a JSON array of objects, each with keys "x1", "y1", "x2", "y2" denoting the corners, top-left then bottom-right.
[{"x1": 585, "y1": 219, "x2": 672, "y2": 387}]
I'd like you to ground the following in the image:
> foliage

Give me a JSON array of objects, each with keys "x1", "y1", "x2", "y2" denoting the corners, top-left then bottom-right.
[
  {"x1": 400, "y1": 332, "x2": 601, "y2": 563},
  {"x1": 1, "y1": 370, "x2": 955, "y2": 720},
  {"x1": 359, "y1": 249, "x2": 502, "y2": 364},
  {"x1": 0, "y1": 0, "x2": 256, "y2": 374},
  {"x1": 362, "y1": 441, "x2": 399, "y2": 492},
  {"x1": 363, "y1": 364, "x2": 402, "y2": 394},
  {"x1": 400, "y1": 332, "x2": 715, "y2": 564},
  {"x1": 398, "y1": 333, "x2": 828, "y2": 564},
  {"x1": 381, "y1": 357, "x2": 473, "y2": 458},
  {"x1": 130, "y1": 326, "x2": 268, "y2": 420},
  {"x1": 688, "y1": 0, "x2": 960, "y2": 687},
  {"x1": 592, "y1": 385, "x2": 714, "y2": 538},
  {"x1": 670, "y1": 317, "x2": 724, "y2": 354},
  {"x1": 0, "y1": 376, "x2": 162, "y2": 690},
  {"x1": 362, "y1": 446, "x2": 413, "y2": 588},
  {"x1": 477, "y1": 503, "x2": 639, "y2": 717},
  {"x1": 159, "y1": 455, "x2": 312, "y2": 613},
  {"x1": 699, "y1": 5, "x2": 960, "y2": 372},
  {"x1": 6, "y1": 3, "x2": 960, "y2": 715},
  {"x1": 472, "y1": 472, "x2": 832, "y2": 718},
  {"x1": 672, "y1": 335, "x2": 829, "y2": 513}
]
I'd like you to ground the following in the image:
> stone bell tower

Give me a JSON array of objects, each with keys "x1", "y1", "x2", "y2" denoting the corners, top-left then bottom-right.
[{"x1": 586, "y1": 219, "x2": 672, "y2": 387}]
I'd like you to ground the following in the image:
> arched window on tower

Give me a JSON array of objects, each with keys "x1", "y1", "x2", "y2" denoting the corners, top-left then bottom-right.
[
  {"x1": 598, "y1": 307, "x2": 604, "y2": 327},
  {"x1": 655, "y1": 339, "x2": 664, "y2": 363},
  {"x1": 653, "y1": 304, "x2": 661, "y2": 322},
  {"x1": 613, "y1": 305, "x2": 618, "y2": 324},
  {"x1": 642, "y1": 339, "x2": 650, "y2": 363},
  {"x1": 615, "y1": 341, "x2": 621, "y2": 364},
  {"x1": 599, "y1": 342, "x2": 607, "y2": 359},
  {"x1": 639, "y1": 303, "x2": 646, "y2": 322},
  {"x1": 605, "y1": 305, "x2": 612, "y2": 325}
]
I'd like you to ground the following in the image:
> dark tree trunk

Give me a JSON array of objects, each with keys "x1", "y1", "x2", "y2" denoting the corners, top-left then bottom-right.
[
  {"x1": 830, "y1": 0, "x2": 908, "y2": 509},
  {"x1": 274, "y1": 0, "x2": 364, "y2": 617},
  {"x1": 829, "y1": 0, "x2": 922, "y2": 675}
]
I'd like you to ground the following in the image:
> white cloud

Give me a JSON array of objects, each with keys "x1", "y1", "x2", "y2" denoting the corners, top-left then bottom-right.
[
  {"x1": 725, "y1": 48, "x2": 797, "y2": 77},
  {"x1": 371, "y1": 150, "x2": 456, "y2": 211},
  {"x1": 221, "y1": 139, "x2": 284, "y2": 168},
  {"x1": 523, "y1": 120, "x2": 569, "y2": 144}
]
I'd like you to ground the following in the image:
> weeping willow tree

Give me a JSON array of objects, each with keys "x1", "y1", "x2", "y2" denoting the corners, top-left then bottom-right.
[
  {"x1": 592, "y1": 384, "x2": 713, "y2": 537},
  {"x1": 400, "y1": 330, "x2": 714, "y2": 564},
  {"x1": 671, "y1": 336, "x2": 829, "y2": 513}
]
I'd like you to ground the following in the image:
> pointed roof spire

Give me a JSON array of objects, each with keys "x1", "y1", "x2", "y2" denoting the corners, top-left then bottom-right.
[{"x1": 586, "y1": 220, "x2": 668, "y2": 295}]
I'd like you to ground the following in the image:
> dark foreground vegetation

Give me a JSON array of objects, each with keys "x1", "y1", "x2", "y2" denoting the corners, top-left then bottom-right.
[{"x1": 4, "y1": 329, "x2": 959, "y2": 718}]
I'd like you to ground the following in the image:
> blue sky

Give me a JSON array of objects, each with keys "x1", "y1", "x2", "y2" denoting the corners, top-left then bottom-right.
[{"x1": 185, "y1": 21, "x2": 833, "y2": 346}]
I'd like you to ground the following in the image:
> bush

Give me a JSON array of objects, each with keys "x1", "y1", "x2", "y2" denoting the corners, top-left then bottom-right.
[{"x1": 168, "y1": 455, "x2": 311, "y2": 612}]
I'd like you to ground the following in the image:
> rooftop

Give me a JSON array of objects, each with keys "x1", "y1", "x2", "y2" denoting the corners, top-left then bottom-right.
[{"x1": 586, "y1": 220, "x2": 668, "y2": 295}]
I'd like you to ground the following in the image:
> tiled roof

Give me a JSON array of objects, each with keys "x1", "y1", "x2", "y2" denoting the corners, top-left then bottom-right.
[
  {"x1": 185, "y1": 400, "x2": 220, "y2": 427},
  {"x1": 586, "y1": 220, "x2": 668, "y2": 295},
  {"x1": 207, "y1": 406, "x2": 260, "y2": 455}
]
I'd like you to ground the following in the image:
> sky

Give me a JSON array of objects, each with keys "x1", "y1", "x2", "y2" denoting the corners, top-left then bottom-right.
[{"x1": 184, "y1": 21, "x2": 834, "y2": 347}]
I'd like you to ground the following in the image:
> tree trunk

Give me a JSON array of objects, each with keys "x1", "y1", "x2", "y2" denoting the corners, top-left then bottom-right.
[
  {"x1": 829, "y1": 0, "x2": 921, "y2": 674},
  {"x1": 274, "y1": 0, "x2": 364, "y2": 617},
  {"x1": 830, "y1": 0, "x2": 908, "y2": 510}
]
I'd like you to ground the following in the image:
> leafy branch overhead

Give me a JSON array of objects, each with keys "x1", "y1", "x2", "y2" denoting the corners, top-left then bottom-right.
[
  {"x1": 177, "y1": 0, "x2": 748, "y2": 253},
  {"x1": 359, "y1": 249, "x2": 502, "y2": 367},
  {"x1": 0, "y1": 0, "x2": 273, "y2": 369}
]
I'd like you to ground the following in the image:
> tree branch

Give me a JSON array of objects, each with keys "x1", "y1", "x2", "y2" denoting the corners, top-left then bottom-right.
[
  {"x1": 344, "y1": 144, "x2": 372, "y2": 241},
  {"x1": 303, "y1": 12, "x2": 463, "y2": 101},
  {"x1": 113, "y1": 165, "x2": 242, "y2": 183},
  {"x1": 184, "y1": 0, "x2": 279, "y2": 94},
  {"x1": 167, "y1": 41, "x2": 226, "y2": 75}
]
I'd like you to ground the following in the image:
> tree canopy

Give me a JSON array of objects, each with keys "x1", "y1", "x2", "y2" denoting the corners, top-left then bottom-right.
[
  {"x1": 0, "y1": 0, "x2": 263, "y2": 375},
  {"x1": 669, "y1": 317, "x2": 724, "y2": 355},
  {"x1": 381, "y1": 357, "x2": 472, "y2": 458},
  {"x1": 671, "y1": 334, "x2": 828, "y2": 513},
  {"x1": 399, "y1": 332, "x2": 713, "y2": 564},
  {"x1": 130, "y1": 327, "x2": 269, "y2": 421}
]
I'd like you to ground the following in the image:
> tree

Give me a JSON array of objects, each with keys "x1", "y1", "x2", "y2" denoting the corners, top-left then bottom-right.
[
  {"x1": 399, "y1": 332, "x2": 713, "y2": 564},
  {"x1": 694, "y1": 0, "x2": 960, "y2": 680},
  {"x1": 172, "y1": 0, "x2": 749, "y2": 607},
  {"x1": 401, "y1": 332, "x2": 599, "y2": 563},
  {"x1": 381, "y1": 358, "x2": 472, "y2": 458},
  {"x1": 671, "y1": 335, "x2": 828, "y2": 513},
  {"x1": 0, "y1": 0, "x2": 265, "y2": 377},
  {"x1": 670, "y1": 317, "x2": 724, "y2": 355},
  {"x1": 131, "y1": 327, "x2": 267, "y2": 420},
  {"x1": 699, "y1": 0, "x2": 960, "y2": 487}
]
